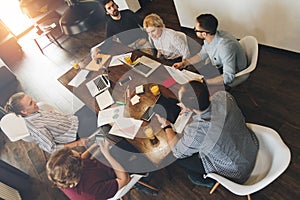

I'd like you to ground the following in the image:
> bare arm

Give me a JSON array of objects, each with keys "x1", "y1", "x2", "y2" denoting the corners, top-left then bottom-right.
[
  {"x1": 80, "y1": 143, "x2": 98, "y2": 159},
  {"x1": 99, "y1": 140, "x2": 130, "y2": 189},
  {"x1": 64, "y1": 138, "x2": 88, "y2": 149},
  {"x1": 155, "y1": 114, "x2": 179, "y2": 149}
]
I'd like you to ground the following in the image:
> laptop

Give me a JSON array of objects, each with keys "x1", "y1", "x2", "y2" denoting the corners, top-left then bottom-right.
[
  {"x1": 86, "y1": 74, "x2": 110, "y2": 97},
  {"x1": 120, "y1": 55, "x2": 161, "y2": 78}
]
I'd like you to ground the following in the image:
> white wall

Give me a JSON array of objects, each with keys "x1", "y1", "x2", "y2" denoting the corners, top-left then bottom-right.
[
  {"x1": 173, "y1": 0, "x2": 300, "y2": 53},
  {"x1": 114, "y1": 0, "x2": 141, "y2": 12}
]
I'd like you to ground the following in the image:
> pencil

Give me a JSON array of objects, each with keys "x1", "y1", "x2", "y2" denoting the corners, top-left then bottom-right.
[{"x1": 124, "y1": 85, "x2": 129, "y2": 103}]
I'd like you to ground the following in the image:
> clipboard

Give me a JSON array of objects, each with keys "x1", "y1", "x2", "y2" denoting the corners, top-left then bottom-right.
[{"x1": 85, "y1": 54, "x2": 111, "y2": 71}]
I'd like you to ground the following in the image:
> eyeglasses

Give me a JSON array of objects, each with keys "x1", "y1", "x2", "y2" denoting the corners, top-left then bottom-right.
[{"x1": 193, "y1": 27, "x2": 210, "y2": 34}]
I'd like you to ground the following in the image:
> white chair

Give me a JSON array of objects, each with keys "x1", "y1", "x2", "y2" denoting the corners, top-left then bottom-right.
[
  {"x1": 176, "y1": 31, "x2": 190, "y2": 58},
  {"x1": 107, "y1": 173, "x2": 158, "y2": 200},
  {"x1": 228, "y1": 36, "x2": 258, "y2": 87},
  {"x1": 205, "y1": 123, "x2": 291, "y2": 200},
  {"x1": 0, "y1": 102, "x2": 61, "y2": 142},
  {"x1": 0, "y1": 112, "x2": 30, "y2": 142}
]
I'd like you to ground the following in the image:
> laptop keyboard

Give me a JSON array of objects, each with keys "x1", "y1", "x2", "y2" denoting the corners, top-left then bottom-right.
[{"x1": 94, "y1": 76, "x2": 108, "y2": 91}]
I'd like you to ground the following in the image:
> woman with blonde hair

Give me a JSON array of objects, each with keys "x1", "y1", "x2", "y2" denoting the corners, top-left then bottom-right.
[{"x1": 143, "y1": 13, "x2": 190, "y2": 65}]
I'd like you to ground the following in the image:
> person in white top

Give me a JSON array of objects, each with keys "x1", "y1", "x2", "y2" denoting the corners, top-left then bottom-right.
[{"x1": 143, "y1": 13, "x2": 190, "y2": 65}]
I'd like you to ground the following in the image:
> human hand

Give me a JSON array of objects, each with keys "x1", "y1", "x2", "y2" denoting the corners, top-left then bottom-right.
[
  {"x1": 77, "y1": 138, "x2": 89, "y2": 147},
  {"x1": 172, "y1": 61, "x2": 185, "y2": 70},
  {"x1": 91, "y1": 48, "x2": 101, "y2": 60},
  {"x1": 155, "y1": 114, "x2": 170, "y2": 127},
  {"x1": 177, "y1": 102, "x2": 190, "y2": 115},
  {"x1": 137, "y1": 38, "x2": 147, "y2": 46},
  {"x1": 98, "y1": 139, "x2": 111, "y2": 155}
]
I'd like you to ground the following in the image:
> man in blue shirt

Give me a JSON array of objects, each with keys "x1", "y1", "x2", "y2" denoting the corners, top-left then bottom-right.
[
  {"x1": 173, "y1": 14, "x2": 247, "y2": 85},
  {"x1": 157, "y1": 80, "x2": 258, "y2": 186}
]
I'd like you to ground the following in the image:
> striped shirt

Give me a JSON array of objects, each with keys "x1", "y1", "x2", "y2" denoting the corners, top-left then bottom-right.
[
  {"x1": 25, "y1": 110, "x2": 79, "y2": 154},
  {"x1": 151, "y1": 28, "x2": 190, "y2": 60},
  {"x1": 173, "y1": 91, "x2": 258, "y2": 183}
]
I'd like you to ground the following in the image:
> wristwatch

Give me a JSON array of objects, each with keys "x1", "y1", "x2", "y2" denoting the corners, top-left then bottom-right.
[{"x1": 163, "y1": 125, "x2": 172, "y2": 131}]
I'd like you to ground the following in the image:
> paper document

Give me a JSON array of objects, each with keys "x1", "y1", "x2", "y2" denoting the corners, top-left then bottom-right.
[
  {"x1": 95, "y1": 90, "x2": 114, "y2": 110},
  {"x1": 109, "y1": 53, "x2": 131, "y2": 67},
  {"x1": 109, "y1": 117, "x2": 143, "y2": 139},
  {"x1": 68, "y1": 69, "x2": 89, "y2": 87},
  {"x1": 182, "y1": 69, "x2": 204, "y2": 82},
  {"x1": 173, "y1": 111, "x2": 192, "y2": 133},
  {"x1": 164, "y1": 65, "x2": 203, "y2": 84},
  {"x1": 97, "y1": 106, "x2": 125, "y2": 127},
  {"x1": 97, "y1": 105, "x2": 143, "y2": 139}
]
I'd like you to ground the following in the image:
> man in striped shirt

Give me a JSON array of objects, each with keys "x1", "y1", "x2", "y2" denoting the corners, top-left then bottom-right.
[{"x1": 5, "y1": 92, "x2": 88, "y2": 154}]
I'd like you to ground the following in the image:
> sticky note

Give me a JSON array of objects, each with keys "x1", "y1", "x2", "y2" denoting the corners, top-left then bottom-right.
[{"x1": 163, "y1": 77, "x2": 176, "y2": 88}]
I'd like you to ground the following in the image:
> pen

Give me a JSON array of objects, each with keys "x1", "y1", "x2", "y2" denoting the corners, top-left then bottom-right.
[{"x1": 124, "y1": 85, "x2": 129, "y2": 102}]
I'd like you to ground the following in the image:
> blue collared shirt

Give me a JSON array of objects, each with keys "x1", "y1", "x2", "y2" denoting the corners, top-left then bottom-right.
[{"x1": 198, "y1": 30, "x2": 247, "y2": 84}]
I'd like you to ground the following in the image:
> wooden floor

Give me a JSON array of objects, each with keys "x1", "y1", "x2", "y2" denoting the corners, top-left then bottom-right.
[{"x1": 1, "y1": 0, "x2": 300, "y2": 199}]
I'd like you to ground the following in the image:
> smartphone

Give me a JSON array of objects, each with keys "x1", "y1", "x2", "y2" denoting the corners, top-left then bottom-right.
[{"x1": 119, "y1": 76, "x2": 132, "y2": 86}]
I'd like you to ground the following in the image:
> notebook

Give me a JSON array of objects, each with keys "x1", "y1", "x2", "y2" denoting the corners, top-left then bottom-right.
[
  {"x1": 85, "y1": 54, "x2": 111, "y2": 71},
  {"x1": 86, "y1": 74, "x2": 110, "y2": 97}
]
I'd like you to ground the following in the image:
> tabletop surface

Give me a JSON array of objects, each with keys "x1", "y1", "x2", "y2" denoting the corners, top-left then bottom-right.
[{"x1": 58, "y1": 42, "x2": 182, "y2": 166}]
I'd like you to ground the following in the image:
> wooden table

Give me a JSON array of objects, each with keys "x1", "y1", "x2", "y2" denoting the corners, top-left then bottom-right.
[{"x1": 58, "y1": 42, "x2": 181, "y2": 165}]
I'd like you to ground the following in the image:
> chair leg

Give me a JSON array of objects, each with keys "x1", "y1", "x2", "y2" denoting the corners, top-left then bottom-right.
[
  {"x1": 247, "y1": 194, "x2": 251, "y2": 200},
  {"x1": 209, "y1": 182, "x2": 220, "y2": 194},
  {"x1": 33, "y1": 38, "x2": 44, "y2": 54},
  {"x1": 137, "y1": 180, "x2": 159, "y2": 191}
]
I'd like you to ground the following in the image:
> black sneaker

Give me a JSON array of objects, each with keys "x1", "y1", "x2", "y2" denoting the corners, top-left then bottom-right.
[
  {"x1": 188, "y1": 175, "x2": 215, "y2": 188},
  {"x1": 134, "y1": 183, "x2": 158, "y2": 196}
]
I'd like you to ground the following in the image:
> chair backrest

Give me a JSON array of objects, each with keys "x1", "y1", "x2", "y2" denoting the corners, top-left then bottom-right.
[
  {"x1": 107, "y1": 174, "x2": 145, "y2": 200},
  {"x1": 0, "y1": 102, "x2": 61, "y2": 142},
  {"x1": 205, "y1": 123, "x2": 291, "y2": 196},
  {"x1": 0, "y1": 113, "x2": 30, "y2": 142},
  {"x1": 235, "y1": 36, "x2": 258, "y2": 77},
  {"x1": 244, "y1": 123, "x2": 291, "y2": 187},
  {"x1": 176, "y1": 31, "x2": 190, "y2": 57},
  {"x1": 176, "y1": 31, "x2": 188, "y2": 44}
]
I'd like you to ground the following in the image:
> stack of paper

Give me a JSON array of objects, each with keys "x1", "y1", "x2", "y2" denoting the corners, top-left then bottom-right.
[
  {"x1": 109, "y1": 117, "x2": 143, "y2": 139},
  {"x1": 164, "y1": 65, "x2": 204, "y2": 84},
  {"x1": 97, "y1": 106, "x2": 143, "y2": 139}
]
